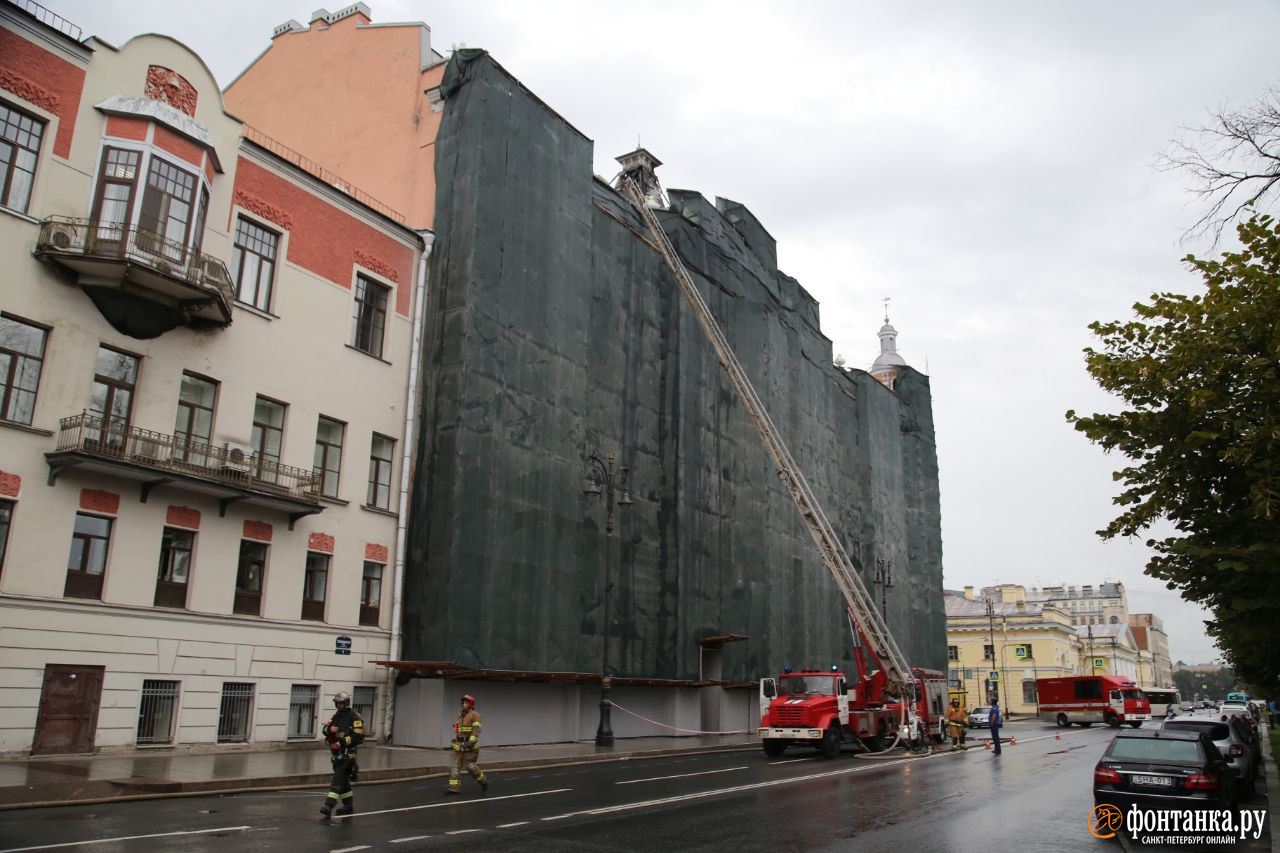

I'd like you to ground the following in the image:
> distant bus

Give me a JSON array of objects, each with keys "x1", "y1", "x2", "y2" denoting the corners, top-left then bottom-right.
[
  {"x1": 1142, "y1": 688, "x2": 1180, "y2": 718},
  {"x1": 1225, "y1": 691, "x2": 1248, "y2": 704}
]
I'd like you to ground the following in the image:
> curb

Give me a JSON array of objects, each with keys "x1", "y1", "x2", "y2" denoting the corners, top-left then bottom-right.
[
  {"x1": 0, "y1": 741, "x2": 760, "y2": 811},
  {"x1": 1263, "y1": 726, "x2": 1278, "y2": 852}
]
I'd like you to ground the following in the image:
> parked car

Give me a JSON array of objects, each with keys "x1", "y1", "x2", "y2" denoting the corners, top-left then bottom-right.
[
  {"x1": 967, "y1": 706, "x2": 992, "y2": 728},
  {"x1": 1094, "y1": 728, "x2": 1237, "y2": 812},
  {"x1": 1218, "y1": 704, "x2": 1261, "y2": 739},
  {"x1": 1162, "y1": 713, "x2": 1261, "y2": 798}
]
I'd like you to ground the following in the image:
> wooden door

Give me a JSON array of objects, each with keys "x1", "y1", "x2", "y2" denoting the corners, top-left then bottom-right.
[{"x1": 32, "y1": 664, "x2": 104, "y2": 754}]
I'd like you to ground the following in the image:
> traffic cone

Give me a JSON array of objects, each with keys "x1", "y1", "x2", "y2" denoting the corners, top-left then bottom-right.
[
  {"x1": 984, "y1": 740, "x2": 992, "y2": 750},
  {"x1": 1009, "y1": 736, "x2": 1017, "y2": 746},
  {"x1": 1054, "y1": 733, "x2": 1062, "y2": 741}
]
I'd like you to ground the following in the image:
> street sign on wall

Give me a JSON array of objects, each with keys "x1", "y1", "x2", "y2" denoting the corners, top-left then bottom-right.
[
  {"x1": 988, "y1": 671, "x2": 1000, "y2": 682},
  {"x1": 1093, "y1": 657, "x2": 1105, "y2": 669},
  {"x1": 336, "y1": 636, "x2": 352, "y2": 656}
]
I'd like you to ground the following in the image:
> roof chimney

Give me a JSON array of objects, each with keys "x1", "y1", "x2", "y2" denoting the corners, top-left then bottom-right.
[
  {"x1": 963, "y1": 586, "x2": 974, "y2": 601},
  {"x1": 615, "y1": 148, "x2": 665, "y2": 209}
]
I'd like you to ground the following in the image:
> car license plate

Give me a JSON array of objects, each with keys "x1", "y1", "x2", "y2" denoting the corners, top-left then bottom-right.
[{"x1": 1132, "y1": 775, "x2": 1173, "y2": 787}]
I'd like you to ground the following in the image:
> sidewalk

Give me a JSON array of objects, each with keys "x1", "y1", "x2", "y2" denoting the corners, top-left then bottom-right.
[{"x1": 0, "y1": 735, "x2": 758, "y2": 810}]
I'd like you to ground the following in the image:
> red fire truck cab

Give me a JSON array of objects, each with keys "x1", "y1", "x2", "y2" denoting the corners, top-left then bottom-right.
[
  {"x1": 1036, "y1": 675, "x2": 1151, "y2": 728},
  {"x1": 758, "y1": 669, "x2": 900, "y2": 758}
]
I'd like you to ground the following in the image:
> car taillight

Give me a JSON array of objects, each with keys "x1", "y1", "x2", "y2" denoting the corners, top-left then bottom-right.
[
  {"x1": 1229, "y1": 744, "x2": 1244, "y2": 757},
  {"x1": 1185, "y1": 773, "x2": 1217, "y2": 790},
  {"x1": 1094, "y1": 766, "x2": 1122, "y2": 783}
]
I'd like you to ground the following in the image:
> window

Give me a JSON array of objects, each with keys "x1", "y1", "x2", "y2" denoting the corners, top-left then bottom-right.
[
  {"x1": 353, "y1": 686, "x2": 375, "y2": 736},
  {"x1": 65, "y1": 513, "x2": 111, "y2": 599},
  {"x1": 367, "y1": 434, "x2": 394, "y2": 509},
  {"x1": 1109, "y1": 615, "x2": 1119, "y2": 624},
  {"x1": 90, "y1": 147, "x2": 141, "y2": 246},
  {"x1": 136, "y1": 680, "x2": 180, "y2": 745},
  {"x1": 173, "y1": 373, "x2": 217, "y2": 462},
  {"x1": 1022, "y1": 679, "x2": 1038, "y2": 705},
  {"x1": 1074, "y1": 679, "x2": 1103, "y2": 700},
  {"x1": 301, "y1": 552, "x2": 329, "y2": 621},
  {"x1": 983, "y1": 644, "x2": 994, "y2": 660},
  {"x1": 234, "y1": 540, "x2": 267, "y2": 616},
  {"x1": 350, "y1": 275, "x2": 389, "y2": 357},
  {"x1": 251, "y1": 396, "x2": 285, "y2": 481},
  {"x1": 88, "y1": 345, "x2": 139, "y2": 450},
  {"x1": 313, "y1": 417, "x2": 345, "y2": 498},
  {"x1": 946, "y1": 645, "x2": 959, "y2": 661},
  {"x1": 288, "y1": 684, "x2": 318, "y2": 738},
  {"x1": 0, "y1": 500, "x2": 12, "y2": 573},
  {"x1": 0, "y1": 314, "x2": 47, "y2": 425},
  {"x1": 230, "y1": 216, "x2": 279, "y2": 311},
  {"x1": 217, "y1": 682, "x2": 254, "y2": 743},
  {"x1": 137, "y1": 156, "x2": 197, "y2": 260},
  {"x1": 154, "y1": 527, "x2": 194, "y2": 608},
  {"x1": 360, "y1": 561, "x2": 383, "y2": 627},
  {"x1": 0, "y1": 102, "x2": 44, "y2": 213}
]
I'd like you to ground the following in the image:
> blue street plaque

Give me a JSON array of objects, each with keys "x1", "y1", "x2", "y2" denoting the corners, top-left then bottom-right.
[{"x1": 336, "y1": 635, "x2": 352, "y2": 656}]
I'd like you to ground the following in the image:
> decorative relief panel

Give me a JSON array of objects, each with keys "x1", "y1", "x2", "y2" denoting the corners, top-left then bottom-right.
[{"x1": 145, "y1": 65, "x2": 198, "y2": 116}]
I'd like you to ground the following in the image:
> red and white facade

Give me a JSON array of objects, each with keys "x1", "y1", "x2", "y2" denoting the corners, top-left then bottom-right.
[{"x1": 0, "y1": 3, "x2": 427, "y2": 754}]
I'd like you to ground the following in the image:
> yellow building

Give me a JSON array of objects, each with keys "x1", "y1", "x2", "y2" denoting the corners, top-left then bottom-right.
[{"x1": 945, "y1": 590, "x2": 1081, "y2": 717}]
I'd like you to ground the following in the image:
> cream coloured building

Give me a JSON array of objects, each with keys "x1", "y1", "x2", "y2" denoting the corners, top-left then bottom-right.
[
  {"x1": 0, "y1": 3, "x2": 427, "y2": 753},
  {"x1": 944, "y1": 591, "x2": 1080, "y2": 717}
]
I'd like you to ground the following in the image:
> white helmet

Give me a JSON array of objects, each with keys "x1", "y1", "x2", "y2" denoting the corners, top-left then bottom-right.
[{"x1": 334, "y1": 691, "x2": 351, "y2": 707}]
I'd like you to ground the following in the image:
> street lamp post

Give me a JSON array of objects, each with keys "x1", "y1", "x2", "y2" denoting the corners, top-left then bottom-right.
[{"x1": 582, "y1": 450, "x2": 633, "y2": 748}]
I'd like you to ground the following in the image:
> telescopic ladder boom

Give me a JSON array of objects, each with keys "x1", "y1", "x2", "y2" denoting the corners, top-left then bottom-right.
[{"x1": 619, "y1": 178, "x2": 917, "y2": 702}]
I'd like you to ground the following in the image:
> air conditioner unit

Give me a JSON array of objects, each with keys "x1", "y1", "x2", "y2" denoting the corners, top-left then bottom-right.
[
  {"x1": 47, "y1": 221, "x2": 81, "y2": 250},
  {"x1": 223, "y1": 442, "x2": 256, "y2": 471}
]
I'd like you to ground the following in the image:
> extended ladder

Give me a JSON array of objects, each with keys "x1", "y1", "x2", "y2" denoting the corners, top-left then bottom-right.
[{"x1": 619, "y1": 178, "x2": 918, "y2": 708}]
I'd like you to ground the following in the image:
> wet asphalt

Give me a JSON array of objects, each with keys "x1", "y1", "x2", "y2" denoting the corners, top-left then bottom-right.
[{"x1": 0, "y1": 721, "x2": 1269, "y2": 852}]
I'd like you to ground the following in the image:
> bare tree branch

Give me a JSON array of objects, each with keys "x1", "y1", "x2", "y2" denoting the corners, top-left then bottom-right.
[{"x1": 1156, "y1": 85, "x2": 1280, "y2": 246}]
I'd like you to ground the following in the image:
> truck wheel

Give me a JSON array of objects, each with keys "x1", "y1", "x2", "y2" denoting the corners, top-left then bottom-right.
[
  {"x1": 819, "y1": 726, "x2": 841, "y2": 759},
  {"x1": 1106, "y1": 713, "x2": 1120, "y2": 728},
  {"x1": 1056, "y1": 714, "x2": 1069, "y2": 728},
  {"x1": 762, "y1": 739, "x2": 787, "y2": 758}
]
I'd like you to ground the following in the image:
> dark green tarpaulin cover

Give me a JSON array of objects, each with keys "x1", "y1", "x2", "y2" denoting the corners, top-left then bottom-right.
[{"x1": 403, "y1": 51, "x2": 945, "y2": 682}]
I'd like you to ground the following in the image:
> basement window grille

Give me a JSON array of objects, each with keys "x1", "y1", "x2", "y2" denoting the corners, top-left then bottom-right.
[
  {"x1": 136, "y1": 680, "x2": 179, "y2": 744},
  {"x1": 217, "y1": 682, "x2": 255, "y2": 743},
  {"x1": 288, "y1": 684, "x2": 319, "y2": 738}
]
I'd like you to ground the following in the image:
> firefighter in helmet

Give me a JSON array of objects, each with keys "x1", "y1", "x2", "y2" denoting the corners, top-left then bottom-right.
[
  {"x1": 319, "y1": 691, "x2": 365, "y2": 817},
  {"x1": 446, "y1": 694, "x2": 488, "y2": 795},
  {"x1": 945, "y1": 698, "x2": 968, "y2": 749}
]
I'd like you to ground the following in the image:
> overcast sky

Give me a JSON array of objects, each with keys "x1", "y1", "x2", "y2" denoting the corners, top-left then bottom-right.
[{"x1": 58, "y1": 0, "x2": 1280, "y2": 663}]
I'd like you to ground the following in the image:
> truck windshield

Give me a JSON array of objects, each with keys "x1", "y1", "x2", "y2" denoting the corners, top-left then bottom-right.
[
  {"x1": 779, "y1": 676, "x2": 834, "y2": 696},
  {"x1": 1120, "y1": 690, "x2": 1145, "y2": 701}
]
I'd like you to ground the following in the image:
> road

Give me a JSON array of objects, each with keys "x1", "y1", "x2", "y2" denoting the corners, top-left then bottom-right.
[{"x1": 0, "y1": 721, "x2": 1269, "y2": 852}]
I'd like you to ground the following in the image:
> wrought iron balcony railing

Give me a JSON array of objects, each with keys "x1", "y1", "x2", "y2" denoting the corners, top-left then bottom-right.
[
  {"x1": 51, "y1": 412, "x2": 321, "y2": 506},
  {"x1": 34, "y1": 217, "x2": 235, "y2": 329}
]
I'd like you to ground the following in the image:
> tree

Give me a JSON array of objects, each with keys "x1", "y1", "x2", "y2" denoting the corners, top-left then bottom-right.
[
  {"x1": 1066, "y1": 215, "x2": 1280, "y2": 691},
  {"x1": 1158, "y1": 86, "x2": 1280, "y2": 247}
]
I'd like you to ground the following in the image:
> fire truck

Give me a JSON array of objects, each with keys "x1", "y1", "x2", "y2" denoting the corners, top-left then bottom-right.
[
  {"x1": 757, "y1": 612, "x2": 946, "y2": 758},
  {"x1": 1036, "y1": 675, "x2": 1151, "y2": 728}
]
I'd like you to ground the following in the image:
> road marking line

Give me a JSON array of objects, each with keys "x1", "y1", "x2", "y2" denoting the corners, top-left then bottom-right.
[
  {"x1": 332, "y1": 847, "x2": 371, "y2": 853},
  {"x1": 390, "y1": 837, "x2": 432, "y2": 844},
  {"x1": 0, "y1": 825, "x2": 251, "y2": 852},
  {"x1": 497, "y1": 822, "x2": 529, "y2": 828},
  {"x1": 616, "y1": 766, "x2": 748, "y2": 785},
  {"x1": 768, "y1": 758, "x2": 815, "y2": 765},
  {"x1": 446, "y1": 829, "x2": 480, "y2": 835},
  {"x1": 333, "y1": 787, "x2": 571, "y2": 820}
]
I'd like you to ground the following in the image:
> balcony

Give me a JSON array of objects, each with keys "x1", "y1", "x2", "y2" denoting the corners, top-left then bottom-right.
[
  {"x1": 46, "y1": 413, "x2": 323, "y2": 528},
  {"x1": 34, "y1": 217, "x2": 234, "y2": 337}
]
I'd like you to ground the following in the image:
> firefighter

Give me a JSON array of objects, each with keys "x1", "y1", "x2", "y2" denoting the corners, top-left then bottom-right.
[
  {"x1": 945, "y1": 699, "x2": 968, "y2": 749},
  {"x1": 446, "y1": 694, "x2": 488, "y2": 795},
  {"x1": 319, "y1": 691, "x2": 365, "y2": 817}
]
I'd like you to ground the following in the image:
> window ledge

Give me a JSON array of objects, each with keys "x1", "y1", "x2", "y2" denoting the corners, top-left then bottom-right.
[
  {"x1": 0, "y1": 205, "x2": 41, "y2": 225},
  {"x1": 319, "y1": 495, "x2": 350, "y2": 507},
  {"x1": 0, "y1": 418, "x2": 54, "y2": 437},
  {"x1": 233, "y1": 301, "x2": 279, "y2": 321},
  {"x1": 360, "y1": 503, "x2": 397, "y2": 518},
  {"x1": 344, "y1": 344, "x2": 392, "y2": 366}
]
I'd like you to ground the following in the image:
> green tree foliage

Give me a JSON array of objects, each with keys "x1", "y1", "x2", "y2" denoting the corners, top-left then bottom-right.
[
  {"x1": 1067, "y1": 216, "x2": 1280, "y2": 692},
  {"x1": 1172, "y1": 667, "x2": 1238, "y2": 701}
]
